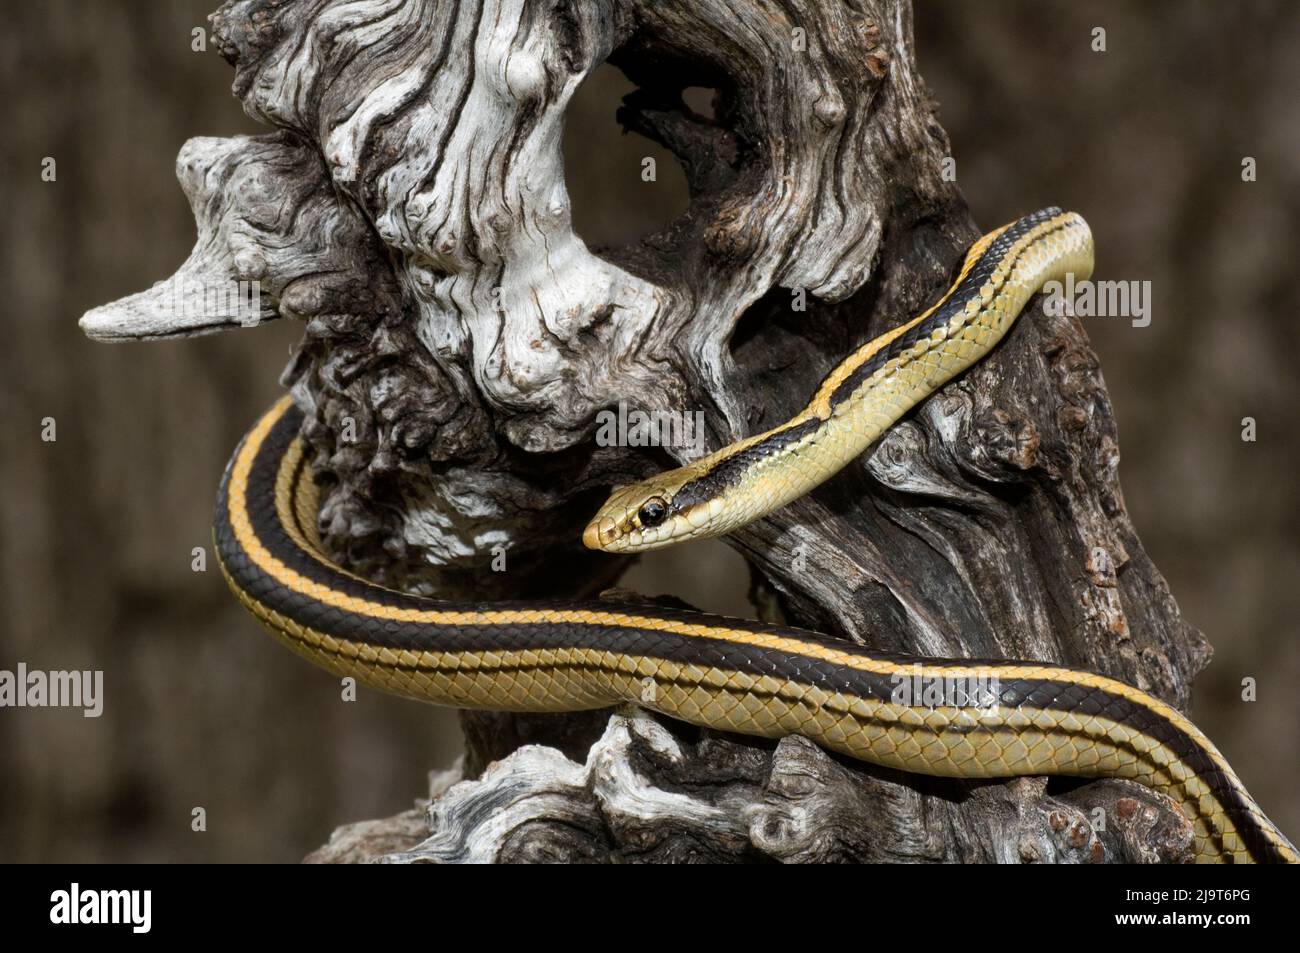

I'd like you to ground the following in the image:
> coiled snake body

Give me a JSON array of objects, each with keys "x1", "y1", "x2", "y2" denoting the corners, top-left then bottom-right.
[{"x1": 215, "y1": 208, "x2": 1296, "y2": 863}]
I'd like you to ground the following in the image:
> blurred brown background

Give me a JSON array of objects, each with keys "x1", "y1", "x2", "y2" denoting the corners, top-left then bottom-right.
[{"x1": 1, "y1": 1, "x2": 1295, "y2": 862}]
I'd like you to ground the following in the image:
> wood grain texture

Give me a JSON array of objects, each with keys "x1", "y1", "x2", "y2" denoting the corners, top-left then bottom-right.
[{"x1": 310, "y1": 709, "x2": 1194, "y2": 864}]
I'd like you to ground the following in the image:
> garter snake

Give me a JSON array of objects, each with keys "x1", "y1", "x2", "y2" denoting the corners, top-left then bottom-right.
[{"x1": 214, "y1": 208, "x2": 1297, "y2": 863}]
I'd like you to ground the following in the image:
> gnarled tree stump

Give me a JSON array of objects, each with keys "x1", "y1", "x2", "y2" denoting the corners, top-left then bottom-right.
[{"x1": 83, "y1": 0, "x2": 1207, "y2": 863}]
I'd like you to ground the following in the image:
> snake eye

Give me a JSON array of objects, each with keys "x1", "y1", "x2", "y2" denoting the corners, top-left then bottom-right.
[{"x1": 637, "y1": 497, "x2": 669, "y2": 528}]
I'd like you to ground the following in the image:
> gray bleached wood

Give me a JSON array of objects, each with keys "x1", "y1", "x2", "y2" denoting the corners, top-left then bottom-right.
[{"x1": 307, "y1": 710, "x2": 1194, "y2": 864}]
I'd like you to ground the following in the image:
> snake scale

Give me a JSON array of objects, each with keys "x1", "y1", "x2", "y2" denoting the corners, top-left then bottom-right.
[{"x1": 214, "y1": 208, "x2": 1297, "y2": 863}]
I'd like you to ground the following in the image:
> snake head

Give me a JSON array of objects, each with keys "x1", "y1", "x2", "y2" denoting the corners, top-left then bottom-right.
[{"x1": 582, "y1": 465, "x2": 723, "y2": 553}]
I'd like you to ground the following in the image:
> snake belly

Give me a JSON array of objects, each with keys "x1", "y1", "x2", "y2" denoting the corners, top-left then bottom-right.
[{"x1": 214, "y1": 209, "x2": 1297, "y2": 864}]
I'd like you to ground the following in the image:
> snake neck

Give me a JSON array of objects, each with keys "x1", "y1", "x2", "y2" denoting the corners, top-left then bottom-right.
[{"x1": 676, "y1": 209, "x2": 1096, "y2": 541}]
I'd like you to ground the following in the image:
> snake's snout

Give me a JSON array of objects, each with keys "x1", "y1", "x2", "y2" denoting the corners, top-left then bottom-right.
[{"x1": 583, "y1": 515, "x2": 618, "y2": 551}]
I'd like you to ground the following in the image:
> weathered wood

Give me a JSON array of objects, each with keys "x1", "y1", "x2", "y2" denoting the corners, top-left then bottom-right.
[
  {"x1": 309, "y1": 709, "x2": 1193, "y2": 864},
  {"x1": 83, "y1": 0, "x2": 1208, "y2": 862}
]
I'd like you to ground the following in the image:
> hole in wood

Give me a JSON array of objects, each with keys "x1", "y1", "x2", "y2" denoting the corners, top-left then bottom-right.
[
  {"x1": 681, "y1": 86, "x2": 717, "y2": 121},
  {"x1": 562, "y1": 64, "x2": 690, "y2": 251}
]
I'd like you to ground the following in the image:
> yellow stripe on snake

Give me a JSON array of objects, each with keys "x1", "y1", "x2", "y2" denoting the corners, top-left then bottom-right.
[{"x1": 214, "y1": 208, "x2": 1297, "y2": 863}]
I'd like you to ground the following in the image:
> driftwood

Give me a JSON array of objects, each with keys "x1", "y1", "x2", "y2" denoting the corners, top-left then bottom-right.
[{"x1": 83, "y1": 0, "x2": 1208, "y2": 863}]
